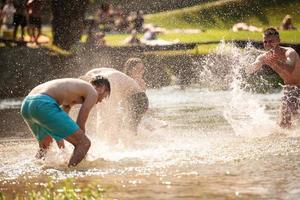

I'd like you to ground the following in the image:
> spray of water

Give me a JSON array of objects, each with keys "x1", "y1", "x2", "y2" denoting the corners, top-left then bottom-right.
[{"x1": 195, "y1": 41, "x2": 279, "y2": 137}]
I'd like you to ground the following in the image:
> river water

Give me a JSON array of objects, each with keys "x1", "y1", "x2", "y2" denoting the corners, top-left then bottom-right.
[{"x1": 1, "y1": 44, "x2": 300, "y2": 199}]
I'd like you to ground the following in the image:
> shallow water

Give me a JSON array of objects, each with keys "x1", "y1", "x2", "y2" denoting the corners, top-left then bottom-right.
[
  {"x1": 1, "y1": 86, "x2": 300, "y2": 199},
  {"x1": 1, "y1": 43, "x2": 300, "y2": 199}
]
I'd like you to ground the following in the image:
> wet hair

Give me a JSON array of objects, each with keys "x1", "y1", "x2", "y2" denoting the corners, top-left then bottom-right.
[
  {"x1": 124, "y1": 58, "x2": 143, "y2": 75},
  {"x1": 263, "y1": 27, "x2": 279, "y2": 38},
  {"x1": 90, "y1": 75, "x2": 111, "y2": 94}
]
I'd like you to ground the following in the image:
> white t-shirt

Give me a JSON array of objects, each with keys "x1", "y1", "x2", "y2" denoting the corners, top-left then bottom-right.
[{"x1": 2, "y1": 4, "x2": 16, "y2": 25}]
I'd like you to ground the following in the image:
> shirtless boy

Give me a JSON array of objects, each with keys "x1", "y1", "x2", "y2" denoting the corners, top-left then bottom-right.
[
  {"x1": 21, "y1": 76, "x2": 110, "y2": 167},
  {"x1": 123, "y1": 58, "x2": 147, "y2": 91}
]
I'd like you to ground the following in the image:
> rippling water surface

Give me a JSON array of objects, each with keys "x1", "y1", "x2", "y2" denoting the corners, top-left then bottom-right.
[
  {"x1": 1, "y1": 43, "x2": 300, "y2": 199},
  {"x1": 1, "y1": 86, "x2": 300, "y2": 199}
]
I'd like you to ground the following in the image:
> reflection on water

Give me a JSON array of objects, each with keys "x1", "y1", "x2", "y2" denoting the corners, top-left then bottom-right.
[{"x1": 1, "y1": 43, "x2": 300, "y2": 199}]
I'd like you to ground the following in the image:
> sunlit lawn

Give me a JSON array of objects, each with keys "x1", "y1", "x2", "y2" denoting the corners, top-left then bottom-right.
[
  {"x1": 12, "y1": 28, "x2": 300, "y2": 46},
  {"x1": 103, "y1": 30, "x2": 300, "y2": 55},
  {"x1": 56, "y1": 29, "x2": 300, "y2": 55},
  {"x1": 2, "y1": 26, "x2": 299, "y2": 55},
  {"x1": 104, "y1": 30, "x2": 300, "y2": 46},
  {"x1": 144, "y1": 0, "x2": 300, "y2": 30}
]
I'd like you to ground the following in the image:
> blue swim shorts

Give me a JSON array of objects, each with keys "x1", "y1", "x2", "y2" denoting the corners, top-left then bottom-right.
[{"x1": 20, "y1": 94, "x2": 79, "y2": 141}]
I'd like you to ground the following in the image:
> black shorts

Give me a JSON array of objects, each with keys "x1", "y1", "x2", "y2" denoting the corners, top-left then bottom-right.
[
  {"x1": 29, "y1": 16, "x2": 41, "y2": 29},
  {"x1": 13, "y1": 14, "x2": 27, "y2": 27},
  {"x1": 127, "y1": 92, "x2": 149, "y2": 130}
]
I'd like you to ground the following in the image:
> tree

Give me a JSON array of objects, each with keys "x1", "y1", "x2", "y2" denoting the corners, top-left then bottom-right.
[{"x1": 52, "y1": 0, "x2": 88, "y2": 50}]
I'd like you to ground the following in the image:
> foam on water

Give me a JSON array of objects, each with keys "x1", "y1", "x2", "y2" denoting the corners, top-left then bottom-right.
[{"x1": 0, "y1": 98, "x2": 22, "y2": 110}]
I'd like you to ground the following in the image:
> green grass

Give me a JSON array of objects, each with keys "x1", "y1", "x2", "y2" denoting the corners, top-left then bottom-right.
[
  {"x1": 103, "y1": 30, "x2": 300, "y2": 48},
  {"x1": 2, "y1": 0, "x2": 300, "y2": 57},
  {"x1": 0, "y1": 179, "x2": 108, "y2": 200},
  {"x1": 158, "y1": 30, "x2": 300, "y2": 43},
  {"x1": 145, "y1": 0, "x2": 300, "y2": 30},
  {"x1": 143, "y1": 43, "x2": 218, "y2": 55},
  {"x1": 104, "y1": 34, "x2": 130, "y2": 46},
  {"x1": 2, "y1": 29, "x2": 299, "y2": 56},
  {"x1": 102, "y1": 30, "x2": 300, "y2": 55}
]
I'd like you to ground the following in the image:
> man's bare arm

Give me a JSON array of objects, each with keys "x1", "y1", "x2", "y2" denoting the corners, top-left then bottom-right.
[
  {"x1": 283, "y1": 49, "x2": 298, "y2": 71},
  {"x1": 76, "y1": 92, "x2": 98, "y2": 132},
  {"x1": 245, "y1": 54, "x2": 264, "y2": 74}
]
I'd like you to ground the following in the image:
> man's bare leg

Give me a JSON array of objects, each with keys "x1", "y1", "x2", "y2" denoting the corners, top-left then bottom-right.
[
  {"x1": 64, "y1": 129, "x2": 91, "y2": 167},
  {"x1": 279, "y1": 107, "x2": 292, "y2": 128},
  {"x1": 56, "y1": 140, "x2": 65, "y2": 149},
  {"x1": 36, "y1": 135, "x2": 53, "y2": 159},
  {"x1": 36, "y1": 27, "x2": 41, "y2": 43}
]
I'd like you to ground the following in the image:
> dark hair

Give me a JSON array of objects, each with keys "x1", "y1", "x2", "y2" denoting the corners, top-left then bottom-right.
[
  {"x1": 263, "y1": 27, "x2": 279, "y2": 38},
  {"x1": 90, "y1": 75, "x2": 111, "y2": 93}
]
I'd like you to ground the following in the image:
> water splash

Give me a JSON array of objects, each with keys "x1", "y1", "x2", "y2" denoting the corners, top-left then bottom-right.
[{"x1": 195, "y1": 41, "x2": 279, "y2": 137}]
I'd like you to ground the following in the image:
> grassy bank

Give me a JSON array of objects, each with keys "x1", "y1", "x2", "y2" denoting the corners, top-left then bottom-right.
[
  {"x1": 145, "y1": 0, "x2": 300, "y2": 30},
  {"x1": 3, "y1": 29, "x2": 300, "y2": 56},
  {"x1": 2, "y1": 0, "x2": 300, "y2": 54},
  {"x1": 104, "y1": 29, "x2": 300, "y2": 45},
  {"x1": 103, "y1": 30, "x2": 300, "y2": 55}
]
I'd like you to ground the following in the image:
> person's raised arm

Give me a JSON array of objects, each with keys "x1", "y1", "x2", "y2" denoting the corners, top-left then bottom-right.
[
  {"x1": 76, "y1": 90, "x2": 98, "y2": 132},
  {"x1": 245, "y1": 54, "x2": 265, "y2": 75},
  {"x1": 284, "y1": 49, "x2": 298, "y2": 71}
]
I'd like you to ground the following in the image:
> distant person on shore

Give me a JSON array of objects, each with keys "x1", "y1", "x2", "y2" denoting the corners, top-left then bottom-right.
[
  {"x1": 280, "y1": 15, "x2": 297, "y2": 30},
  {"x1": 124, "y1": 30, "x2": 141, "y2": 46},
  {"x1": 143, "y1": 27, "x2": 157, "y2": 41},
  {"x1": 124, "y1": 58, "x2": 146, "y2": 91},
  {"x1": 113, "y1": 5, "x2": 128, "y2": 33},
  {"x1": 84, "y1": 68, "x2": 148, "y2": 133},
  {"x1": 26, "y1": 0, "x2": 42, "y2": 43},
  {"x1": 1, "y1": 0, "x2": 15, "y2": 30},
  {"x1": 133, "y1": 10, "x2": 144, "y2": 33},
  {"x1": 20, "y1": 77, "x2": 111, "y2": 167},
  {"x1": 86, "y1": 30, "x2": 106, "y2": 48},
  {"x1": 13, "y1": 0, "x2": 27, "y2": 41},
  {"x1": 232, "y1": 22, "x2": 263, "y2": 32},
  {"x1": 246, "y1": 27, "x2": 300, "y2": 128},
  {"x1": 0, "y1": 8, "x2": 3, "y2": 32}
]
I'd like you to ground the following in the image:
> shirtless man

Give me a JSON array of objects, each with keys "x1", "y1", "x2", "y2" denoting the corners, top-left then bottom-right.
[
  {"x1": 26, "y1": 0, "x2": 42, "y2": 43},
  {"x1": 83, "y1": 68, "x2": 148, "y2": 133},
  {"x1": 21, "y1": 77, "x2": 110, "y2": 167},
  {"x1": 246, "y1": 28, "x2": 300, "y2": 128}
]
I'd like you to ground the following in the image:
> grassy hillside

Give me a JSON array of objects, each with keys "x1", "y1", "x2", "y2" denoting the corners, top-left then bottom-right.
[
  {"x1": 145, "y1": 0, "x2": 300, "y2": 30},
  {"x1": 92, "y1": 0, "x2": 213, "y2": 14}
]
